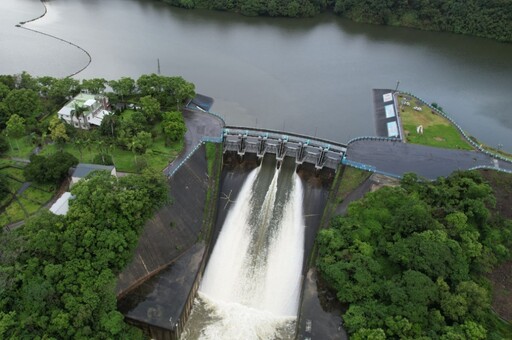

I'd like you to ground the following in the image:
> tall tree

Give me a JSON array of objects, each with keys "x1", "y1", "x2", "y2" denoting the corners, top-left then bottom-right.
[
  {"x1": 169, "y1": 76, "x2": 195, "y2": 109},
  {"x1": 108, "y1": 77, "x2": 135, "y2": 102},
  {"x1": 139, "y1": 95, "x2": 160, "y2": 122},
  {"x1": 3, "y1": 89, "x2": 41, "y2": 119},
  {"x1": 48, "y1": 116, "x2": 70, "y2": 146},
  {"x1": 81, "y1": 78, "x2": 107, "y2": 94},
  {"x1": 161, "y1": 111, "x2": 187, "y2": 143},
  {"x1": 5, "y1": 114, "x2": 26, "y2": 151}
]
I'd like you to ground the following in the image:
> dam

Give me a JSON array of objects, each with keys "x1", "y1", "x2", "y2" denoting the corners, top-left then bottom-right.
[{"x1": 117, "y1": 91, "x2": 512, "y2": 339}]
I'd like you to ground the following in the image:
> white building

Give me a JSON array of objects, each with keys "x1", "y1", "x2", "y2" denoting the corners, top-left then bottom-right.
[
  {"x1": 49, "y1": 192, "x2": 74, "y2": 216},
  {"x1": 58, "y1": 93, "x2": 111, "y2": 129}
]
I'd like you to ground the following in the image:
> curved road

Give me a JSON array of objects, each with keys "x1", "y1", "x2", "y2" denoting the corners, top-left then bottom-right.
[{"x1": 345, "y1": 139, "x2": 512, "y2": 180}]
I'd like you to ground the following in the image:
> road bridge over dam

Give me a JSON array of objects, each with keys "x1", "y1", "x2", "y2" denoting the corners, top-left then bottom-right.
[{"x1": 222, "y1": 126, "x2": 347, "y2": 171}]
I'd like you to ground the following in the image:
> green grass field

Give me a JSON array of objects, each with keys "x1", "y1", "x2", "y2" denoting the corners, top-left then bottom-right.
[
  {"x1": 0, "y1": 164, "x2": 56, "y2": 227},
  {"x1": 4, "y1": 135, "x2": 35, "y2": 158},
  {"x1": 398, "y1": 95, "x2": 473, "y2": 150},
  {"x1": 40, "y1": 124, "x2": 183, "y2": 173},
  {"x1": 3, "y1": 200, "x2": 26, "y2": 224},
  {"x1": 21, "y1": 187, "x2": 53, "y2": 204},
  {"x1": 337, "y1": 166, "x2": 371, "y2": 203},
  {"x1": 17, "y1": 197, "x2": 41, "y2": 215},
  {"x1": 2, "y1": 166, "x2": 25, "y2": 181}
]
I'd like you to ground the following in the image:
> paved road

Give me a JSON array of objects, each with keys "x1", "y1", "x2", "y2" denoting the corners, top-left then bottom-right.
[
  {"x1": 163, "y1": 108, "x2": 224, "y2": 176},
  {"x1": 346, "y1": 140, "x2": 512, "y2": 180}
]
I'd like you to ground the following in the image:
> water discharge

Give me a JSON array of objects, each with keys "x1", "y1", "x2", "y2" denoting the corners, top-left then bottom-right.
[{"x1": 184, "y1": 160, "x2": 305, "y2": 339}]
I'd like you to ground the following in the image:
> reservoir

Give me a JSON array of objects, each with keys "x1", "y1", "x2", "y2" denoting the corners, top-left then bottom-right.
[{"x1": 1, "y1": 0, "x2": 511, "y2": 150}]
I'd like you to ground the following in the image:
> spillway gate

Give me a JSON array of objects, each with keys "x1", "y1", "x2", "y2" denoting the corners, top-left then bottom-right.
[{"x1": 223, "y1": 127, "x2": 347, "y2": 171}]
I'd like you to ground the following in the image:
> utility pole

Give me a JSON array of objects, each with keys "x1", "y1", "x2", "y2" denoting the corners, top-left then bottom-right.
[
  {"x1": 157, "y1": 58, "x2": 161, "y2": 75},
  {"x1": 394, "y1": 80, "x2": 400, "y2": 92}
]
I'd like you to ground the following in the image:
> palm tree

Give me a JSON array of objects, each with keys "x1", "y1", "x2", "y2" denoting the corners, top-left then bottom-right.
[{"x1": 73, "y1": 103, "x2": 87, "y2": 129}]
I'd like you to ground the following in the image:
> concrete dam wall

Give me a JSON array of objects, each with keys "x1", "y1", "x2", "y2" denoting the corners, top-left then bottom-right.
[{"x1": 116, "y1": 144, "x2": 210, "y2": 297}]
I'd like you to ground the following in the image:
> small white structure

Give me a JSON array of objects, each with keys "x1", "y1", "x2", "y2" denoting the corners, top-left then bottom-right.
[
  {"x1": 71, "y1": 163, "x2": 117, "y2": 186},
  {"x1": 383, "y1": 92, "x2": 393, "y2": 102},
  {"x1": 58, "y1": 93, "x2": 111, "y2": 129},
  {"x1": 417, "y1": 125, "x2": 424, "y2": 135},
  {"x1": 49, "y1": 192, "x2": 74, "y2": 216},
  {"x1": 387, "y1": 121, "x2": 399, "y2": 137},
  {"x1": 385, "y1": 104, "x2": 396, "y2": 118}
]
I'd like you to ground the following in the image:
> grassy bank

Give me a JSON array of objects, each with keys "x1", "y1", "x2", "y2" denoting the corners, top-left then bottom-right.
[
  {"x1": 200, "y1": 142, "x2": 223, "y2": 241},
  {"x1": 398, "y1": 94, "x2": 473, "y2": 150},
  {"x1": 336, "y1": 166, "x2": 371, "y2": 204}
]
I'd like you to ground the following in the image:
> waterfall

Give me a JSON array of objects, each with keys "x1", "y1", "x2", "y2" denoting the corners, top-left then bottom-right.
[{"x1": 190, "y1": 160, "x2": 305, "y2": 339}]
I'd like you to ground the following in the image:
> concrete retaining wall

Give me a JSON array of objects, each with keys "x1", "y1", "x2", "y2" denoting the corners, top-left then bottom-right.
[{"x1": 116, "y1": 144, "x2": 210, "y2": 296}]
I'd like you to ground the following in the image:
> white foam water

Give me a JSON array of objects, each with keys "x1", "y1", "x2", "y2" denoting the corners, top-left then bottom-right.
[{"x1": 192, "y1": 164, "x2": 305, "y2": 340}]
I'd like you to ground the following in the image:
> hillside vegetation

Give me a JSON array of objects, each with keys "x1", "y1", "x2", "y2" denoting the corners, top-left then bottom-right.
[
  {"x1": 160, "y1": 0, "x2": 512, "y2": 42},
  {"x1": 317, "y1": 171, "x2": 512, "y2": 339},
  {"x1": 0, "y1": 171, "x2": 168, "y2": 339}
]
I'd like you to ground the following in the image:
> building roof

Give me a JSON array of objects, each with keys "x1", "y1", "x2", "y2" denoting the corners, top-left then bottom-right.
[
  {"x1": 84, "y1": 98, "x2": 96, "y2": 107},
  {"x1": 49, "y1": 192, "x2": 74, "y2": 215},
  {"x1": 89, "y1": 110, "x2": 109, "y2": 126},
  {"x1": 72, "y1": 163, "x2": 115, "y2": 179},
  {"x1": 58, "y1": 93, "x2": 105, "y2": 115}
]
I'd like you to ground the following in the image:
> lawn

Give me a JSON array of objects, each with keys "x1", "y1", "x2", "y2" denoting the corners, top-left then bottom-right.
[
  {"x1": 4, "y1": 135, "x2": 36, "y2": 158},
  {"x1": 18, "y1": 196, "x2": 41, "y2": 215},
  {"x1": 5, "y1": 176, "x2": 23, "y2": 194},
  {"x1": 2, "y1": 200, "x2": 27, "y2": 224},
  {"x1": 2, "y1": 166, "x2": 25, "y2": 182},
  {"x1": 337, "y1": 166, "x2": 371, "y2": 203},
  {"x1": 0, "y1": 163, "x2": 56, "y2": 227},
  {"x1": 398, "y1": 94, "x2": 473, "y2": 150},
  {"x1": 40, "y1": 124, "x2": 183, "y2": 173},
  {"x1": 21, "y1": 187, "x2": 53, "y2": 205}
]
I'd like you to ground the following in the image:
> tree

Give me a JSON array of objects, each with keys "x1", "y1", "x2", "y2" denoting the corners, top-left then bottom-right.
[
  {"x1": 139, "y1": 95, "x2": 160, "y2": 122},
  {"x1": 81, "y1": 78, "x2": 107, "y2": 94},
  {"x1": 169, "y1": 76, "x2": 195, "y2": 109},
  {"x1": 0, "y1": 82, "x2": 10, "y2": 101},
  {"x1": 317, "y1": 171, "x2": 511, "y2": 339},
  {"x1": 48, "y1": 77, "x2": 80, "y2": 105},
  {"x1": 0, "y1": 170, "x2": 167, "y2": 339},
  {"x1": 161, "y1": 111, "x2": 187, "y2": 143},
  {"x1": 136, "y1": 73, "x2": 165, "y2": 97},
  {"x1": 99, "y1": 113, "x2": 118, "y2": 138},
  {"x1": 24, "y1": 152, "x2": 78, "y2": 185},
  {"x1": 108, "y1": 77, "x2": 135, "y2": 102},
  {"x1": 3, "y1": 89, "x2": 41, "y2": 119},
  {"x1": 5, "y1": 114, "x2": 25, "y2": 151},
  {"x1": 73, "y1": 103, "x2": 88, "y2": 129},
  {"x1": 137, "y1": 74, "x2": 192, "y2": 108},
  {"x1": 131, "y1": 131, "x2": 152, "y2": 154},
  {"x1": 48, "y1": 116, "x2": 69, "y2": 146}
]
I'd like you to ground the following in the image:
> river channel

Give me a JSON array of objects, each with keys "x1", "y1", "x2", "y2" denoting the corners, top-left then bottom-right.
[{"x1": 1, "y1": 0, "x2": 511, "y2": 150}]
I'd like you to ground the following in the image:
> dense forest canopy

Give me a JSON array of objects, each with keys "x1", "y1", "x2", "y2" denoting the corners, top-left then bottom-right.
[
  {"x1": 317, "y1": 171, "x2": 512, "y2": 339},
  {"x1": 0, "y1": 171, "x2": 168, "y2": 339},
  {"x1": 160, "y1": 0, "x2": 512, "y2": 42}
]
